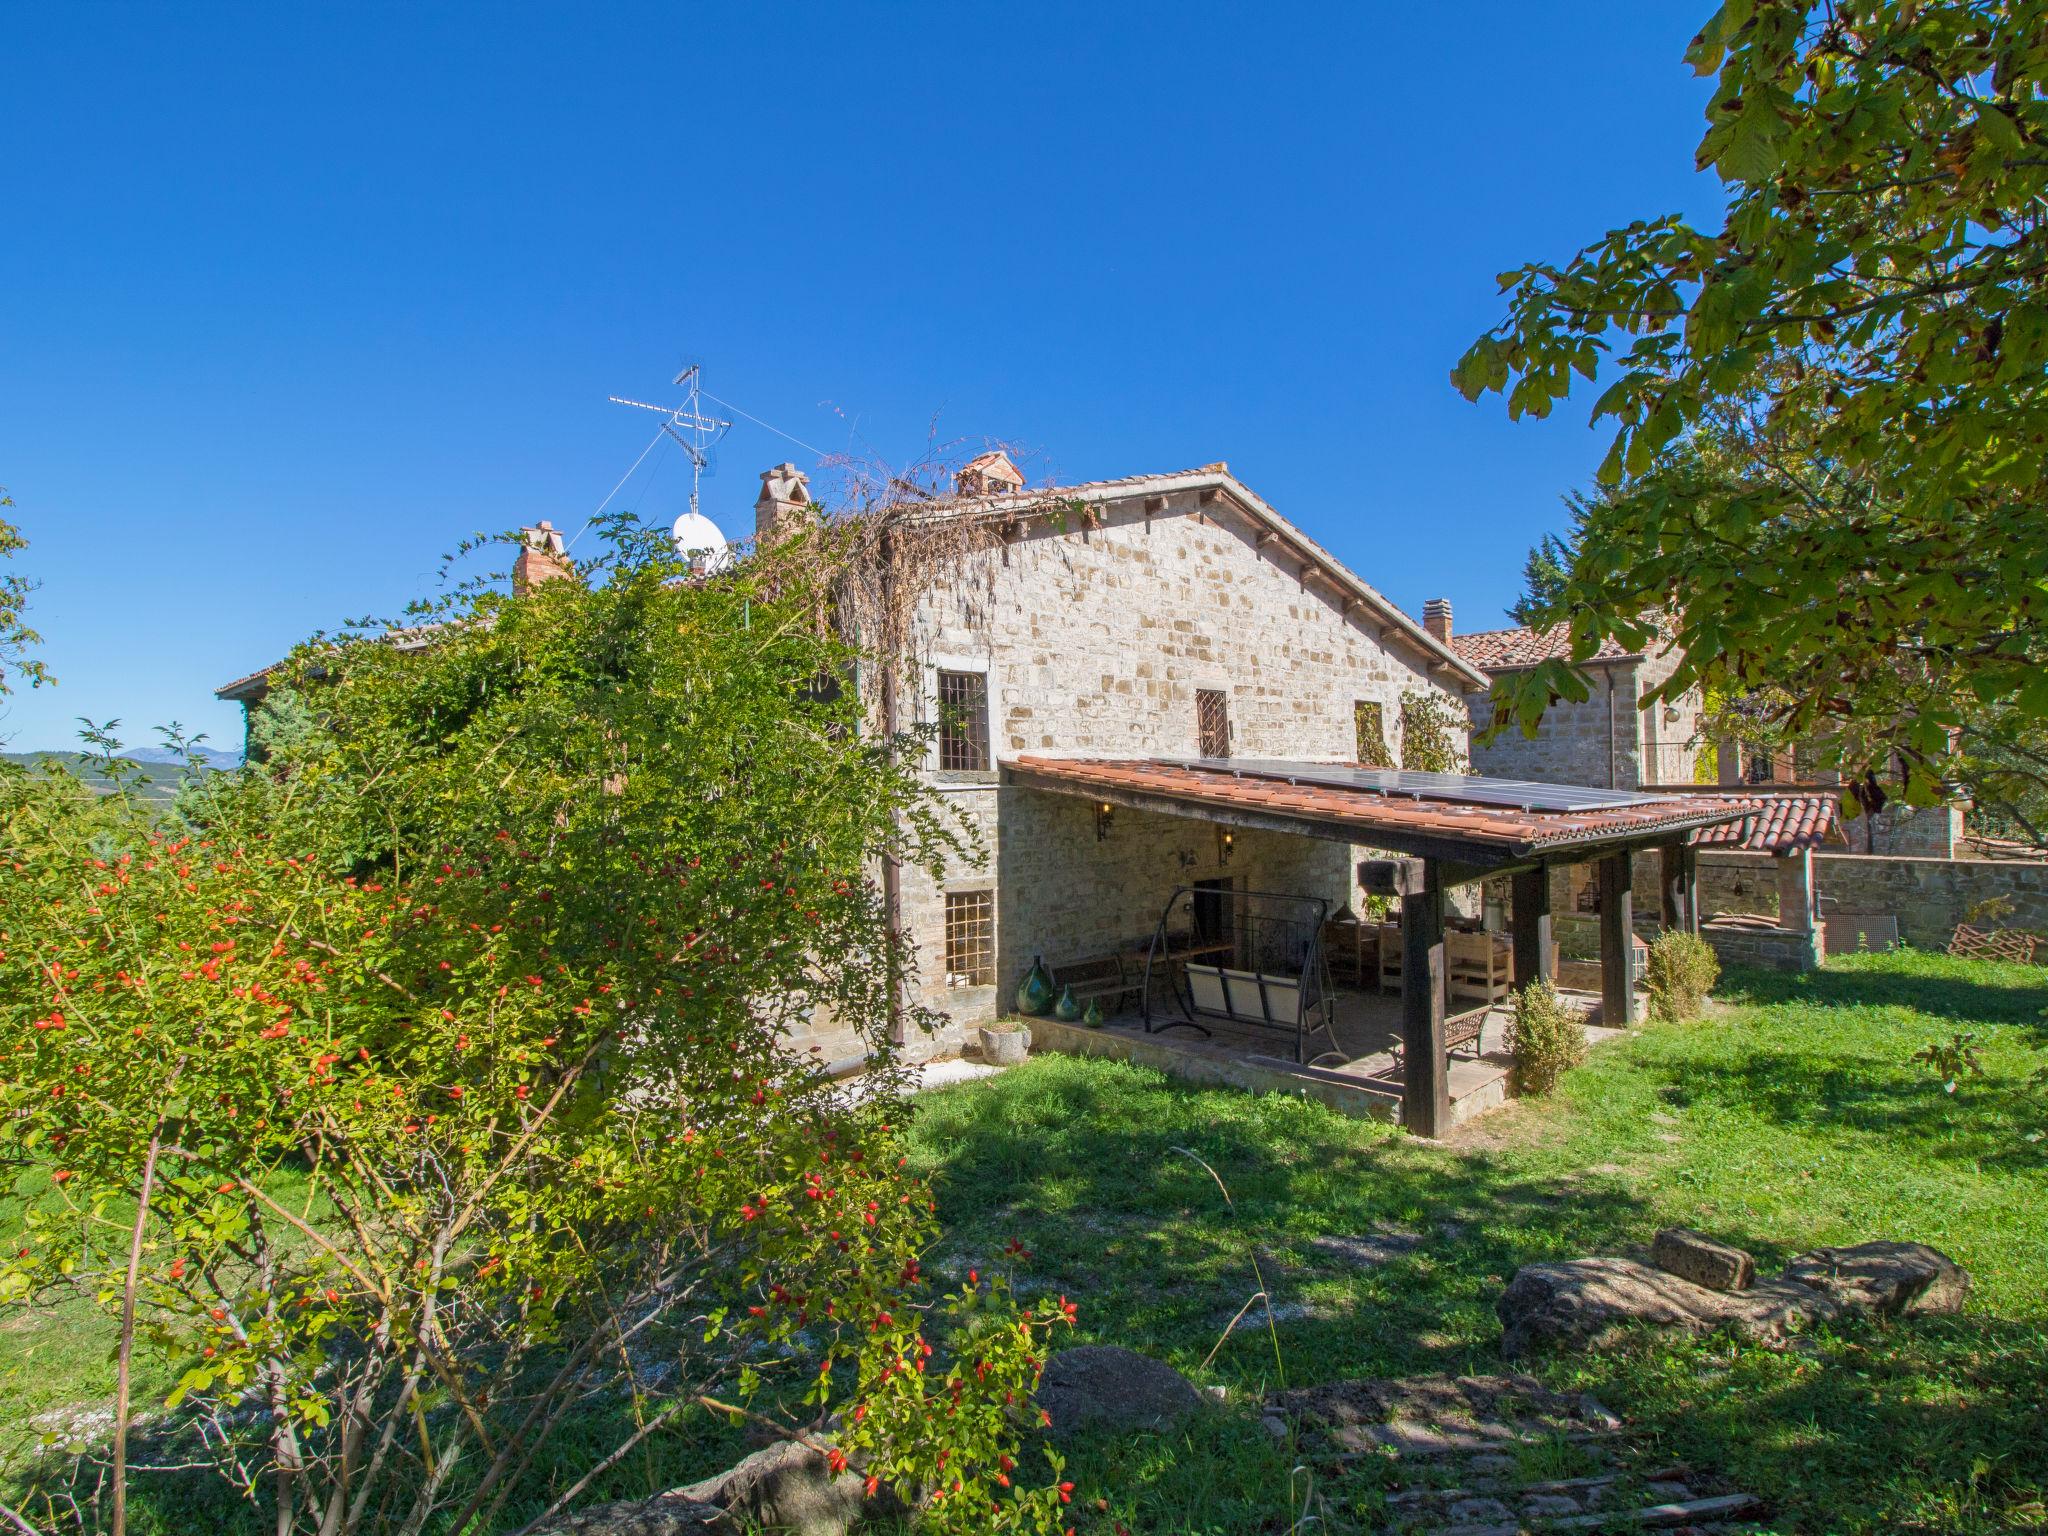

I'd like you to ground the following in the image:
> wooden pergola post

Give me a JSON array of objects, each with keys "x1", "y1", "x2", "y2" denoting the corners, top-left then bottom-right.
[
  {"x1": 1597, "y1": 852, "x2": 1636, "y2": 1026},
  {"x1": 1658, "y1": 840, "x2": 1687, "y2": 935},
  {"x1": 1511, "y1": 865, "x2": 1554, "y2": 987},
  {"x1": 1398, "y1": 859, "x2": 1448, "y2": 1139}
]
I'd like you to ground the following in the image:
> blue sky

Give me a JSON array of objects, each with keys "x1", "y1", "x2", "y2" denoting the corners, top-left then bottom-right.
[{"x1": 0, "y1": 4, "x2": 1721, "y2": 754}]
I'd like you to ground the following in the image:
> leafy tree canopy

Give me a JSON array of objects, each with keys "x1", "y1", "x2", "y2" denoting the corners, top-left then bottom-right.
[
  {"x1": 1454, "y1": 1, "x2": 2048, "y2": 793},
  {"x1": 1509, "y1": 530, "x2": 1575, "y2": 627},
  {"x1": 0, "y1": 490, "x2": 52, "y2": 697}
]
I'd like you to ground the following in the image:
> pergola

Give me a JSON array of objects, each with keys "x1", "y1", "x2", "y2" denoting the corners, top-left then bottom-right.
[{"x1": 1002, "y1": 756, "x2": 1749, "y2": 1137}]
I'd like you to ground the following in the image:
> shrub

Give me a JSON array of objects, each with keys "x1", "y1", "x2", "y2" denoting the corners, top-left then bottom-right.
[
  {"x1": 1506, "y1": 978, "x2": 1587, "y2": 1096},
  {"x1": 1645, "y1": 930, "x2": 1721, "y2": 1022},
  {"x1": 0, "y1": 519, "x2": 1072, "y2": 1535}
]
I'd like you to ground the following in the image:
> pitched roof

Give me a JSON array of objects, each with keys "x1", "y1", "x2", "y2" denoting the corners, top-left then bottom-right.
[
  {"x1": 1691, "y1": 789, "x2": 1842, "y2": 853},
  {"x1": 1004, "y1": 755, "x2": 1747, "y2": 863},
  {"x1": 1450, "y1": 623, "x2": 1641, "y2": 670},
  {"x1": 921, "y1": 465, "x2": 1490, "y2": 690},
  {"x1": 217, "y1": 465, "x2": 1492, "y2": 697}
]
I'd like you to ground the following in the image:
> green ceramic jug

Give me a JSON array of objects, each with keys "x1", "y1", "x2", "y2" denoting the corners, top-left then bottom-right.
[
  {"x1": 1016, "y1": 955, "x2": 1055, "y2": 1016},
  {"x1": 1082, "y1": 996, "x2": 1105, "y2": 1028},
  {"x1": 1054, "y1": 985, "x2": 1082, "y2": 1023}
]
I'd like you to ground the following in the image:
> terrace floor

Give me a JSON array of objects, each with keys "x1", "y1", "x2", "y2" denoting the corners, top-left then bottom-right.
[{"x1": 1023, "y1": 984, "x2": 1627, "y2": 1129}]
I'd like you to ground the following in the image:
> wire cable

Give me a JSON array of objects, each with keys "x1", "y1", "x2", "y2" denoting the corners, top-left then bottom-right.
[
  {"x1": 702, "y1": 390, "x2": 829, "y2": 460},
  {"x1": 568, "y1": 423, "x2": 667, "y2": 549}
]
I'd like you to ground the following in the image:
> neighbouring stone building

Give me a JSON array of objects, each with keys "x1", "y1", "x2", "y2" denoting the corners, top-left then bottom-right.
[{"x1": 1443, "y1": 614, "x2": 1706, "y2": 790}]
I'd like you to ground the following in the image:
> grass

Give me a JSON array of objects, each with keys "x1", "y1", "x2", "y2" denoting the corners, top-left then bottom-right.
[
  {"x1": 901, "y1": 949, "x2": 2048, "y2": 1534},
  {"x1": 5, "y1": 950, "x2": 2045, "y2": 1532}
]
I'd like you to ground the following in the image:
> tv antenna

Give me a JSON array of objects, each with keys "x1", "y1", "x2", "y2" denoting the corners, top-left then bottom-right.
[{"x1": 608, "y1": 364, "x2": 734, "y2": 521}]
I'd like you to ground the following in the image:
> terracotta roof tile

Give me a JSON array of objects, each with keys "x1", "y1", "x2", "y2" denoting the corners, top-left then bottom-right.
[
  {"x1": 1450, "y1": 624, "x2": 1640, "y2": 670},
  {"x1": 1692, "y1": 790, "x2": 1841, "y2": 853},
  {"x1": 1004, "y1": 756, "x2": 1747, "y2": 858}
]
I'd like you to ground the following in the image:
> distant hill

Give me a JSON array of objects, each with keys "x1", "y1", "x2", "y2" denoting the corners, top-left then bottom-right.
[
  {"x1": 123, "y1": 744, "x2": 243, "y2": 770},
  {"x1": 1, "y1": 750, "x2": 235, "y2": 805}
]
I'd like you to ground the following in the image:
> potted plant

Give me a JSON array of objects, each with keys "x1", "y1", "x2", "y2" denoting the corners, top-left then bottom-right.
[{"x1": 978, "y1": 1019, "x2": 1032, "y2": 1066}]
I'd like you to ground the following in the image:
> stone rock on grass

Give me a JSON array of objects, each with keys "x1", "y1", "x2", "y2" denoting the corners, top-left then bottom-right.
[
  {"x1": 1782, "y1": 1241, "x2": 1970, "y2": 1317},
  {"x1": 1650, "y1": 1227, "x2": 1754, "y2": 1292},
  {"x1": 1498, "y1": 1241, "x2": 1969, "y2": 1359},
  {"x1": 1037, "y1": 1344, "x2": 1205, "y2": 1443},
  {"x1": 534, "y1": 1493, "x2": 724, "y2": 1535},
  {"x1": 539, "y1": 1439, "x2": 865, "y2": 1536}
]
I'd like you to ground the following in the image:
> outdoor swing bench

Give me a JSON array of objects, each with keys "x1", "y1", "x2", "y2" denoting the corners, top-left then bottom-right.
[
  {"x1": 1140, "y1": 886, "x2": 1341, "y2": 1066},
  {"x1": 1182, "y1": 962, "x2": 1311, "y2": 1034}
]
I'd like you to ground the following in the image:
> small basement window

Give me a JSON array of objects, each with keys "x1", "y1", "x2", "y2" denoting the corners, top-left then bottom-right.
[
  {"x1": 1197, "y1": 688, "x2": 1231, "y2": 759},
  {"x1": 943, "y1": 890, "x2": 995, "y2": 987},
  {"x1": 937, "y1": 670, "x2": 991, "y2": 772}
]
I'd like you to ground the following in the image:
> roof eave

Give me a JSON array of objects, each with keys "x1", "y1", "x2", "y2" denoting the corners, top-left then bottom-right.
[{"x1": 945, "y1": 468, "x2": 1492, "y2": 690}]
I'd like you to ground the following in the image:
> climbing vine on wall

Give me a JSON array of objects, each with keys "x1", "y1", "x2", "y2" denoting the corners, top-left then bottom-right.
[{"x1": 1399, "y1": 689, "x2": 1471, "y2": 774}]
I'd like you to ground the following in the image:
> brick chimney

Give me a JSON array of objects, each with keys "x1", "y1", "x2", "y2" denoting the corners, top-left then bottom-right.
[
  {"x1": 513, "y1": 520, "x2": 572, "y2": 592},
  {"x1": 754, "y1": 463, "x2": 816, "y2": 546},
  {"x1": 1423, "y1": 597, "x2": 1453, "y2": 644}
]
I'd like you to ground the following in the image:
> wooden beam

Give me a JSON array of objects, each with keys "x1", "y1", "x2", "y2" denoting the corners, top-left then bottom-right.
[
  {"x1": 1002, "y1": 767, "x2": 1524, "y2": 866},
  {"x1": 1198, "y1": 486, "x2": 1222, "y2": 506},
  {"x1": 1511, "y1": 865, "x2": 1554, "y2": 987},
  {"x1": 1144, "y1": 494, "x2": 1168, "y2": 515},
  {"x1": 1401, "y1": 859, "x2": 1449, "y2": 1138},
  {"x1": 1658, "y1": 840, "x2": 1687, "y2": 933},
  {"x1": 1597, "y1": 852, "x2": 1636, "y2": 1026}
]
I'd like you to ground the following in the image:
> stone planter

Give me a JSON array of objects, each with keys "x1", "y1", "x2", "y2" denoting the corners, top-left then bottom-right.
[{"x1": 979, "y1": 1023, "x2": 1031, "y2": 1066}]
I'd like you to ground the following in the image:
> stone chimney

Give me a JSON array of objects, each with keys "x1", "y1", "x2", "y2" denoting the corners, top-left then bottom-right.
[
  {"x1": 1423, "y1": 598, "x2": 1453, "y2": 644},
  {"x1": 513, "y1": 520, "x2": 572, "y2": 592},
  {"x1": 754, "y1": 463, "x2": 815, "y2": 546},
  {"x1": 955, "y1": 449, "x2": 1025, "y2": 497}
]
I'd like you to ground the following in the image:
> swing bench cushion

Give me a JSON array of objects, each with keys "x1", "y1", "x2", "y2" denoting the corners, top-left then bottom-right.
[{"x1": 1184, "y1": 962, "x2": 1303, "y2": 1029}]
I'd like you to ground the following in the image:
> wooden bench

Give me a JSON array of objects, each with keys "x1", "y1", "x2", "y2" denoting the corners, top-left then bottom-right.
[{"x1": 1051, "y1": 952, "x2": 1136, "y2": 1015}]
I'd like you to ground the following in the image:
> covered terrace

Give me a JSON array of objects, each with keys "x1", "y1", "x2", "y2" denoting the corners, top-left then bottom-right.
[{"x1": 1001, "y1": 757, "x2": 1747, "y2": 1136}]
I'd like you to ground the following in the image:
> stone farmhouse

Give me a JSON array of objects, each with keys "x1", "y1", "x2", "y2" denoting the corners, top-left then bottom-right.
[
  {"x1": 781, "y1": 454, "x2": 1494, "y2": 1055},
  {"x1": 218, "y1": 453, "x2": 1759, "y2": 1135}
]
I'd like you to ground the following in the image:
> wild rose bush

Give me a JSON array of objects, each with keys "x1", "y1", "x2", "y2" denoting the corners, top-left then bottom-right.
[{"x1": 0, "y1": 520, "x2": 1073, "y2": 1535}]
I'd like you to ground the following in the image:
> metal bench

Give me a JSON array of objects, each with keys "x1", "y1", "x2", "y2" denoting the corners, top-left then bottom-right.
[{"x1": 1390, "y1": 1004, "x2": 1490, "y2": 1068}]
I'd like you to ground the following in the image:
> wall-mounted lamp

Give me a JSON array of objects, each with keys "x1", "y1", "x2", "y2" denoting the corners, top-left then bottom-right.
[
  {"x1": 1095, "y1": 801, "x2": 1116, "y2": 841},
  {"x1": 1216, "y1": 826, "x2": 1236, "y2": 866}
]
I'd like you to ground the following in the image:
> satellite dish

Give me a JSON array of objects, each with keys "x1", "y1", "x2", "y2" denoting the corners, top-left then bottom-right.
[{"x1": 671, "y1": 511, "x2": 733, "y2": 573}]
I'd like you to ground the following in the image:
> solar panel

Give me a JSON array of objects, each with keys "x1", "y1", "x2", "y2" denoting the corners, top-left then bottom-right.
[{"x1": 1164, "y1": 758, "x2": 1687, "y2": 813}]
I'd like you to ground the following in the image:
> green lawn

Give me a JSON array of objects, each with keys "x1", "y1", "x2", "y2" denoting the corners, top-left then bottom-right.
[
  {"x1": 903, "y1": 950, "x2": 2048, "y2": 1534},
  {"x1": 6, "y1": 951, "x2": 2045, "y2": 1532}
]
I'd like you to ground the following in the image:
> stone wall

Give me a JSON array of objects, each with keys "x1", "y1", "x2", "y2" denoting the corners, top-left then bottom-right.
[
  {"x1": 1701, "y1": 914, "x2": 1824, "y2": 972},
  {"x1": 1466, "y1": 645, "x2": 1704, "y2": 791},
  {"x1": 1698, "y1": 849, "x2": 2048, "y2": 951},
  {"x1": 889, "y1": 492, "x2": 1470, "y2": 1057},
  {"x1": 1859, "y1": 801, "x2": 1963, "y2": 859},
  {"x1": 1467, "y1": 662, "x2": 1638, "y2": 788}
]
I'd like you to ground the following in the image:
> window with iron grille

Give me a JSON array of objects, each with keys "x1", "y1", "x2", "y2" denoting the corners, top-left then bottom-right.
[
  {"x1": 943, "y1": 890, "x2": 995, "y2": 987},
  {"x1": 1197, "y1": 688, "x2": 1230, "y2": 759},
  {"x1": 937, "y1": 670, "x2": 990, "y2": 772},
  {"x1": 1354, "y1": 700, "x2": 1392, "y2": 767}
]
